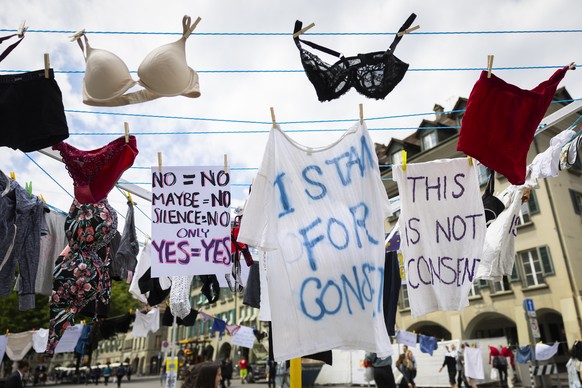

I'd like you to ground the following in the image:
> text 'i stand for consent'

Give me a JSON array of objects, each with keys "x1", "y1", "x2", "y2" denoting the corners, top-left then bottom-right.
[{"x1": 150, "y1": 166, "x2": 231, "y2": 277}]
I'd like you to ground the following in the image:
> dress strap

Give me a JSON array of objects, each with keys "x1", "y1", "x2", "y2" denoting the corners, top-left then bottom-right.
[
  {"x1": 388, "y1": 13, "x2": 417, "y2": 53},
  {"x1": 293, "y1": 20, "x2": 343, "y2": 58},
  {"x1": 0, "y1": 33, "x2": 25, "y2": 64},
  {"x1": 182, "y1": 15, "x2": 201, "y2": 39}
]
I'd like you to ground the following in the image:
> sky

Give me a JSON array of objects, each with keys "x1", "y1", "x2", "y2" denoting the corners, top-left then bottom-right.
[{"x1": 1, "y1": 0, "x2": 582, "y2": 242}]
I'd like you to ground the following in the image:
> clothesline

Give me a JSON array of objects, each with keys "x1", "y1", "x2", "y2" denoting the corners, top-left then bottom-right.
[{"x1": 1, "y1": 28, "x2": 582, "y2": 36}]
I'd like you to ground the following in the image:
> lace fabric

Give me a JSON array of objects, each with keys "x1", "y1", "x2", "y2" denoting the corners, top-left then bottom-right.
[
  {"x1": 169, "y1": 276, "x2": 194, "y2": 319},
  {"x1": 53, "y1": 136, "x2": 138, "y2": 203}
]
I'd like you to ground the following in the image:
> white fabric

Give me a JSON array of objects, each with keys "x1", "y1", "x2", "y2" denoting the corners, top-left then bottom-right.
[
  {"x1": 32, "y1": 328, "x2": 49, "y2": 353},
  {"x1": 6, "y1": 332, "x2": 33, "y2": 360},
  {"x1": 393, "y1": 158, "x2": 487, "y2": 317},
  {"x1": 129, "y1": 241, "x2": 171, "y2": 304},
  {"x1": 132, "y1": 308, "x2": 160, "y2": 337},
  {"x1": 258, "y1": 251, "x2": 272, "y2": 321},
  {"x1": 0, "y1": 335, "x2": 7, "y2": 362},
  {"x1": 476, "y1": 185, "x2": 526, "y2": 281},
  {"x1": 238, "y1": 123, "x2": 392, "y2": 361},
  {"x1": 396, "y1": 330, "x2": 417, "y2": 347},
  {"x1": 535, "y1": 341, "x2": 560, "y2": 361},
  {"x1": 567, "y1": 358, "x2": 582, "y2": 388},
  {"x1": 36, "y1": 211, "x2": 68, "y2": 295},
  {"x1": 464, "y1": 347, "x2": 484, "y2": 380},
  {"x1": 54, "y1": 323, "x2": 84, "y2": 354},
  {"x1": 169, "y1": 276, "x2": 193, "y2": 319},
  {"x1": 231, "y1": 325, "x2": 256, "y2": 349},
  {"x1": 528, "y1": 129, "x2": 575, "y2": 183}
]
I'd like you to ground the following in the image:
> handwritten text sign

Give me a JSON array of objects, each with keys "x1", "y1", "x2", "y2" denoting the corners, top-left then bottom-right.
[
  {"x1": 231, "y1": 325, "x2": 255, "y2": 348},
  {"x1": 151, "y1": 166, "x2": 231, "y2": 277},
  {"x1": 393, "y1": 158, "x2": 486, "y2": 317}
]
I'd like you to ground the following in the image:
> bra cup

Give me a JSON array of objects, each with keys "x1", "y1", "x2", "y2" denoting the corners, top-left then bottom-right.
[
  {"x1": 84, "y1": 47, "x2": 136, "y2": 100},
  {"x1": 138, "y1": 38, "x2": 192, "y2": 96}
]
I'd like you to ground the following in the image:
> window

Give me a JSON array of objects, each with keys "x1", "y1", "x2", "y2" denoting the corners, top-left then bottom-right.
[
  {"x1": 468, "y1": 279, "x2": 482, "y2": 297},
  {"x1": 569, "y1": 189, "x2": 582, "y2": 215},
  {"x1": 492, "y1": 276, "x2": 511, "y2": 293},
  {"x1": 518, "y1": 189, "x2": 539, "y2": 225},
  {"x1": 399, "y1": 284, "x2": 410, "y2": 309},
  {"x1": 517, "y1": 246, "x2": 554, "y2": 288},
  {"x1": 422, "y1": 131, "x2": 438, "y2": 151},
  {"x1": 391, "y1": 150, "x2": 403, "y2": 165}
]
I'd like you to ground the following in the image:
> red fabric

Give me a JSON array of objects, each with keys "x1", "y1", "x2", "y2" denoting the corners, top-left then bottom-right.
[
  {"x1": 239, "y1": 359, "x2": 248, "y2": 370},
  {"x1": 501, "y1": 346, "x2": 515, "y2": 369},
  {"x1": 458, "y1": 67, "x2": 569, "y2": 185},
  {"x1": 53, "y1": 136, "x2": 138, "y2": 204},
  {"x1": 489, "y1": 345, "x2": 500, "y2": 364}
]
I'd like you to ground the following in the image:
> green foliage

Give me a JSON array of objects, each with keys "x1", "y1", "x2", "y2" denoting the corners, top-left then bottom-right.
[
  {"x1": 108, "y1": 280, "x2": 142, "y2": 317},
  {"x1": 0, "y1": 293, "x2": 50, "y2": 333}
]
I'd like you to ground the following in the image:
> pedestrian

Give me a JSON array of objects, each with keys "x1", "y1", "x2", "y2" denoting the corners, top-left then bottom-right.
[
  {"x1": 567, "y1": 340, "x2": 582, "y2": 387},
  {"x1": 5, "y1": 360, "x2": 29, "y2": 388},
  {"x1": 439, "y1": 345, "x2": 458, "y2": 388},
  {"x1": 395, "y1": 353, "x2": 413, "y2": 388},
  {"x1": 490, "y1": 345, "x2": 509, "y2": 388},
  {"x1": 403, "y1": 345, "x2": 417, "y2": 382},
  {"x1": 92, "y1": 363, "x2": 102, "y2": 385},
  {"x1": 160, "y1": 363, "x2": 167, "y2": 387},
  {"x1": 182, "y1": 362, "x2": 222, "y2": 388},
  {"x1": 456, "y1": 344, "x2": 471, "y2": 388},
  {"x1": 126, "y1": 365, "x2": 132, "y2": 382},
  {"x1": 365, "y1": 352, "x2": 396, "y2": 388},
  {"x1": 116, "y1": 364, "x2": 126, "y2": 388},
  {"x1": 267, "y1": 359, "x2": 277, "y2": 388},
  {"x1": 238, "y1": 356, "x2": 248, "y2": 383},
  {"x1": 221, "y1": 357, "x2": 233, "y2": 388},
  {"x1": 103, "y1": 363, "x2": 112, "y2": 386}
]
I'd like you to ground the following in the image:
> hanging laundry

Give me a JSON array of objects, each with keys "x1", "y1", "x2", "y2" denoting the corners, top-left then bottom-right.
[
  {"x1": 393, "y1": 158, "x2": 486, "y2": 317},
  {"x1": 211, "y1": 318, "x2": 227, "y2": 338},
  {"x1": 536, "y1": 341, "x2": 560, "y2": 361},
  {"x1": 35, "y1": 209, "x2": 68, "y2": 295},
  {"x1": 476, "y1": 185, "x2": 527, "y2": 280},
  {"x1": 396, "y1": 330, "x2": 418, "y2": 348},
  {"x1": 72, "y1": 15, "x2": 200, "y2": 107},
  {"x1": 32, "y1": 328, "x2": 50, "y2": 353},
  {"x1": 419, "y1": 335, "x2": 438, "y2": 356},
  {"x1": 130, "y1": 241, "x2": 171, "y2": 305},
  {"x1": 74, "y1": 325, "x2": 92, "y2": 355},
  {"x1": 384, "y1": 250, "x2": 402, "y2": 336},
  {"x1": 6, "y1": 332, "x2": 33, "y2": 360},
  {"x1": 100, "y1": 313, "x2": 133, "y2": 339},
  {"x1": 243, "y1": 262, "x2": 260, "y2": 308},
  {"x1": 0, "y1": 335, "x2": 6, "y2": 363},
  {"x1": 293, "y1": 14, "x2": 416, "y2": 102},
  {"x1": 132, "y1": 308, "x2": 160, "y2": 337},
  {"x1": 481, "y1": 170, "x2": 505, "y2": 227},
  {"x1": 111, "y1": 198, "x2": 139, "y2": 281},
  {"x1": 47, "y1": 136, "x2": 138, "y2": 355},
  {"x1": 528, "y1": 128, "x2": 576, "y2": 184},
  {"x1": 559, "y1": 131, "x2": 582, "y2": 171},
  {"x1": 54, "y1": 323, "x2": 84, "y2": 354},
  {"x1": 0, "y1": 170, "x2": 47, "y2": 310},
  {"x1": 238, "y1": 122, "x2": 393, "y2": 361},
  {"x1": 226, "y1": 324, "x2": 241, "y2": 337},
  {"x1": 464, "y1": 346, "x2": 484, "y2": 380},
  {"x1": 0, "y1": 33, "x2": 69, "y2": 152},
  {"x1": 457, "y1": 66, "x2": 570, "y2": 185},
  {"x1": 162, "y1": 307, "x2": 198, "y2": 327},
  {"x1": 257, "y1": 251, "x2": 272, "y2": 322},
  {"x1": 516, "y1": 345, "x2": 535, "y2": 363},
  {"x1": 169, "y1": 276, "x2": 194, "y2": 319}
]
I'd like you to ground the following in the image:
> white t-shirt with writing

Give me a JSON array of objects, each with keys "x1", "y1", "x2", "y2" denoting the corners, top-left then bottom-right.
[
  {"x1": 393, "y1": 158, "x2": 486, "y2": 318},
  {"x1": 238, "y1": 123, "x2": 392, "y2": 361}
]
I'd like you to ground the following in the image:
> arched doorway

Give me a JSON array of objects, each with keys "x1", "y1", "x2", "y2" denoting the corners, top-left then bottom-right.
[
  {"x1": 203, "y1": 345, "x2": 215, "y2": 361},
  {"x1": 465, "y1": 312, "x2": 517, "y2": 344},
  {"x1": 537, "y1": 309, "x2": 568, "y2": 365},
  {"x1": 131, "y1": 357, "x2": 139, "y2": 375},
  {"x1": 219, "y1": 342, "x2": 232, "y2": 360},
  {"x1": 408, "y1": 321, "x2": 452, "y2": 340},
  {"x1": 150, "y1": 356, "x2": 160, "y2": 375}
]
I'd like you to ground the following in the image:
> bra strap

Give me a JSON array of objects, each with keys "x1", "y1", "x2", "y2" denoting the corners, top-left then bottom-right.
[
  {"x1": 69, "y1": 30, "x2": 88, "y2": 60},
  {"x1": 183, "y1": 15, "x2": 201, "y2": 39},
  {"x1": 293, "y1": 20, "x2": 343, "y2": 58},
  {"x1": 0, "y1": 33, "x2": 25, "y2": 64},
  {"x1": 388, "y1": 13, "x2": 417, "y2": 53}
]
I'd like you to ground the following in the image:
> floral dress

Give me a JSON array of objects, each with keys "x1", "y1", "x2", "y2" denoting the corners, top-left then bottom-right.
[{"x1": 46, "y1": 198, "x2": 117, "y2": 355}]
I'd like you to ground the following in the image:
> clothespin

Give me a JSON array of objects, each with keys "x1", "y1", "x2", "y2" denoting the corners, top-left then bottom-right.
[
  {"x1": 401, "y1": 150, "x2": 407, "y2": 171},
  {"x1": 124, "y1": 122, "x2": 130, "y2": 143},
  {"x1": 44, "y1": 53, "x2": 50, "y2": 79},
  {"x1": 487, "y1": 55, "x2": 494, "y2": 78},
  {"x1": 127, "y1": 192, "x2": 134, "y2": 206},
  {"x1": 397, "y1": 24, "x2": 420, "y2": 37},
  {"x1": 359, "y1": 103, "x2": 364, "y2": 125},
  {"x1": 468, "y1": 156, "x2": 473, "y2": 166},
  {"x1": 568, "y1": 62, "x2": 576, "y2": 70},
  {"x1": 129, "y1": 308, "x2": 133, "y2": 315},
  {"x1": 270, "y1": 107, "x2": 277, "y2": 128},
  {"x1": 9, "y1": 172, "x2": 15, "y2": 180},
  {"x1": 69, "y1": 29, "x2": 86, "y2": 42},
  {"x1": 25, "y1": 182, "x2": 33, "y2": 198},
  {"x1": 39, "y1": 194, "x2": 46, "y2": 203},
  {"x1": 224, "y1": 154, "x2": 229, "y2": 174},
  {"x1": 158, "y1": 152, "x2": 163, "y2": 173},
  {"x1": 82, "y1": 320, "x2": 86, "y2": 325},
  {"x1": 292, "y1": 22, "x2": 315, "y2": 38},
  {"x1": 6, "y1": 329, "x2": 8, "y2": 335},
  {"x1": 17, "y1": 20, "x2": 28, "y2": 38}
]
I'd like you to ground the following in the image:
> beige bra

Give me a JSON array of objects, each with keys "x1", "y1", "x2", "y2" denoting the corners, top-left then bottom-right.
[{"x1": 72, "y1": 15, "x2": 201, "y2": 106}]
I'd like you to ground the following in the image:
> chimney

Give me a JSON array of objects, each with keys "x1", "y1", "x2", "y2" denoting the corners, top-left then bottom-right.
[{"x1": 433, "y1": 104, "x2": 444, "y2": 122}]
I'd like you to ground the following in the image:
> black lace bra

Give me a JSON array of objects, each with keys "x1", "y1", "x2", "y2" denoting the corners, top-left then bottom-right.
[{"x1": 293, "y1": 13, "x2": 416, "y2": 102}]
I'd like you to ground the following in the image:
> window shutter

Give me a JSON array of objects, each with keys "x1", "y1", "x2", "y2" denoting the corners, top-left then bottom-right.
[
  {"x1": 539, "y1": 246, "x2": 554, "y2": 276},
  {"x1": 528, "y1": 190, "x2": 540, "y2": 214},
  {"x1": 510, "y1": 262, "x2": 520, "y2": 282}
]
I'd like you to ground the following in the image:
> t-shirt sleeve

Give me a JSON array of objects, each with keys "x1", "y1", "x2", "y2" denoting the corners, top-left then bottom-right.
[{"x1": 238, "y1": 130, "x2": 278, "y2": 250}]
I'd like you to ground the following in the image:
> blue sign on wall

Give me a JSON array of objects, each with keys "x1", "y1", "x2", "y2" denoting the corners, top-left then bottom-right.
[{"x1": 524, "y1": 298, "x2": 535, "y2": 312}]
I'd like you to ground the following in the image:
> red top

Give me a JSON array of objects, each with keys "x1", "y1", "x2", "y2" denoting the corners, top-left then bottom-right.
[{"x1": 239, "y1": 359, "x2": 248, "y2": 370}]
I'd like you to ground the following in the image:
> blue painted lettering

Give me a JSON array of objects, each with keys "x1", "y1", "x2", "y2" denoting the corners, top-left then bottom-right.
[
  {"x1": 273, "y1": 172, "x2": 295, "y2": 218},
  {"x1": 349, "y1": 202, "x2": 379, "y2": 248},
  {"x1": 302, "y1": 165, "x2": 328, "y2": 200}
]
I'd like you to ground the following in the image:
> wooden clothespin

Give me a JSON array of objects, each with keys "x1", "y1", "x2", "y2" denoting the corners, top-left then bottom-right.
[
  {"x1": 293, "y1": 22, "x2": 315, "y2": 38},
  {"x1": 224, "y1": 154, "x2": 229, "y2": 174},
  {"x1": 9, "y1": 172, "x2": 16, "y2": 180},
  {"x1": 359, "y1": 103, "x2": 364, "y2": 125},
  {"x1": 270, "y1": 107, "x2": 277, "y2": 128},
  {"x1": 6, "y1": 329, "x2": 8, "y2": 335},
  {"x1": 157, "y1": 152, "x2": 163, "y2": 173},
  {"x1": 487, "y1": 55, "x2": 494, "y2": 79},
  {"x1": 397, "y1": 24, "x2": 420, "y2": 37},
  {"x1": 127, "y1": 192, "x2": 134, "y2": 206},
  {"x1": 44, "y1": 53, "x2": 50, "y2": 79},
  {"x1": 468, "y1": 156, "x2": 473, "y2": 166},
  {"x1": 124, "y1": 122, "x2": 130, "y2": 143},
  {"x1": 129, "y1": 308, "x2": 133, "y2": 315},
  {"x1": 401, "y1": 150, "x2": 407, "y2": 171},
  {"x1": 39, "y1": 194, "x2": 46, "y2": 203},
  {"x1": 17, "y1": 20, "x2": 28, "y2": 38},
  {"x1": 82, "y1": 320, "x2": 86, "y2": 325},
  {"x1": 568, "y1": 62, "x2": 576, "y2": 70}
]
